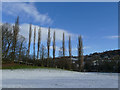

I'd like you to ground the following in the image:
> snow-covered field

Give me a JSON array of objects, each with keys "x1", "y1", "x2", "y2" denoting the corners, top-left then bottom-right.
[{"x1": 2, "y1": 69, "x2": 118, "y2": 88}]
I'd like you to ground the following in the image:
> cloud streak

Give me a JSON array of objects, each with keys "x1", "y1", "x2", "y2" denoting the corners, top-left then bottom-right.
[
  {"x1": 3, "y1": 2, "x2": 52, "y2": 25},
  {"x1": 48, "y1": 46, "x2": 90, "y2": 52},
  {"x1": 105, "y1": 35, "x2": 120, "y2": 39}
]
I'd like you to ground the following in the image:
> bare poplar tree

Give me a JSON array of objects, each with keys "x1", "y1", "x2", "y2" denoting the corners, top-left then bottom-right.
[
  {"x1": 47, "y1": 27, "x2": 51, "y2": 66},
  {"x1": 69, "y1": 35, "x2": 72, "y2": 69},
  {"x1": 69, "y1": 35, "x2": 71, "y2": 57},
  {"x1": 33, "y1": 27, "x2": 36, "y2": 60},
  {"x1": 53, "y1": 31, "x2": 56, "y2": 66},
  {"x1": 12, "y1": 16, "x2": 19, "y2": 61},
  {"x1": 27, "y1": 24, "x2": 32, "y2": 57},
  {"x1": 78, "y1": 35, "x2": 84, "y2": 72},
  {"x1": 62, "y1": 32, "x2": 65, "y2": 57},
  {"x1": 37, "y1": 27, "x2": 41, "y2": 59},
  {"x1": 62, "y1": 32, "x2": 65, "y2": 69},
  {"x1": 47, "y1": 27, "x2": 51, "y2": 58}
]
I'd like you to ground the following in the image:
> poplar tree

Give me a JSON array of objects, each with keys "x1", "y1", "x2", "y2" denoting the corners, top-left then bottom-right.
[
  {"x1": 78, "y1": 35, "x2": 84, "y2": 72},
  {"x1": 62, "y1": 32, "x2": 65, "y2": 69},
  {"x1": 33, "y1": 27, "x2": 36, "y2": 60},
  {"x1": 47, "y1": 27, "x2": 51, "y2": 66},
  {"x1": 27, "y1": 24, "x2": 32, "y2": 57},
  {"x1": 69, "y1": 35, "x2": 71, "y2": 58},
  {"x1": 37, "y1": 27, "x2": 41, "y2": 59},
  {"x1": 62, "y1": 32, "x2": 65, "y2": 57},
  {"x1": 53, "y1": 31, "x2": 56, "y2": 66},
  {"x1": 69, "y1": 35, "x2": 72, "y2": 69},
  {"x1": 12, "y1": 16, "x2": 19, "y2": 61}
]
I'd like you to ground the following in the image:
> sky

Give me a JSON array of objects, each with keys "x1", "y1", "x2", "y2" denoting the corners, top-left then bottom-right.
[{"x1": 2, "y1": 2, "x2": 118, "y2": 57}]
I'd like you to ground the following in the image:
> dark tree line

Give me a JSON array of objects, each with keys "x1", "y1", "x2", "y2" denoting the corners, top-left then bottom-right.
[{"x1": 2, "y1": 17, "x2": 84, "y2": 72}]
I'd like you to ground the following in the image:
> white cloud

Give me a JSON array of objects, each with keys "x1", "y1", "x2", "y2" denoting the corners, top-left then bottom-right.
[
  {"x1": 19, "y1": 23, "x2": 78, "y2": 43},
  {"x1": 47, "y1": 46, "x2": 90, "y2": 52},
  {"x1": 105, "y1": 35, "x2": 120, "y2": 39},
  {"x1": 46, "y1": 46, "x2": 60, "y2": 51},
  {"x1": 3, "y1": 2, "x2": 52, "y2": 25},
  {"x1": 71, "y1": 46, "x2": 90, "y2": 51},
  {"x1": 83, "y1": 46, "x2": 91, "y2": 49}
]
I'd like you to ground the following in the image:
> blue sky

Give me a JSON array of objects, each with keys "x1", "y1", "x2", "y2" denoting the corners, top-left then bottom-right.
[{"x1": 2, "y1": 2, "x2": 118, "y2": 56}]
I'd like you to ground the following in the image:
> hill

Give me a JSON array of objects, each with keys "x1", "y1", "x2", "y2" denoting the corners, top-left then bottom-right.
[
  {"x1": 84, "y1": 49, "x2": 120, "y2": 61},
  {"x1": 83, "y1": 49, "x2": 120, "y2": 72}
]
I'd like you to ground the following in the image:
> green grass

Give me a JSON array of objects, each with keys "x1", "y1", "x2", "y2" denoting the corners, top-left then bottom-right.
[
  {"x1": 3, "y1": 65, "x2": 39, "y2": 69},
  {"x1": 2, "y1": 64, "x2": 62, "y2": 70}
]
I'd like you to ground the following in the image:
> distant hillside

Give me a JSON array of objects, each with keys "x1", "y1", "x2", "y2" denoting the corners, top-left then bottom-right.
[
  {"x1": 57, "y1": 49, "x2": 120, "y2": 61},
  {"x1": 83, "y1": 49, "x2": 120, "y2": 72},
  {"x1": 84, "y1": 49, "x2": 120, "y2": 61}
]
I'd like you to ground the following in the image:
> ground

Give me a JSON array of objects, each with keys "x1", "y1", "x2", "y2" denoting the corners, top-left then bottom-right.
[{"x1": 2, "y1": 69, "x2": 118, "y2": 88}]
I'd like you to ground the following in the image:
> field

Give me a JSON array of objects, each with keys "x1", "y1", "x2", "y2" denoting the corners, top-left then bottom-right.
[{"x1": 2, "y1": 69, "x2": 118, "y2": 88}]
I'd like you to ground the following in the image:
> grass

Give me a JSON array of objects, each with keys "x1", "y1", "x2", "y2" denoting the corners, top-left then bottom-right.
[
  {"x1": 3, "y1": 65, "x2": 40, "y2": 69},
  {"x1": 2, "y1": 63, "x2": 62, "y2": 70}
]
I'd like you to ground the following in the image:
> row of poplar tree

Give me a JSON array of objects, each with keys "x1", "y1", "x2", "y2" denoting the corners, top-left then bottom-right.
[{"x1": 2, "y1": 16, "x2": 84, "y2": 71}]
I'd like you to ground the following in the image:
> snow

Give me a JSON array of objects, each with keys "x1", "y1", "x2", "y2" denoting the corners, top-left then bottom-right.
[{"x1": 2, "y1": 69, "x2": 118, "y2": 88}]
